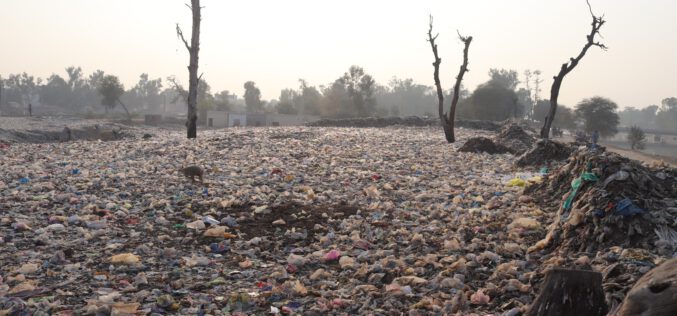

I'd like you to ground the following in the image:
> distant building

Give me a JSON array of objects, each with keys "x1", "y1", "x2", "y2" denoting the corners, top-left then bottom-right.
[
  {"x1": 228, "y1": 113, "x2": 246, "y2": 127},
  {"x1": 207, "y1": 111, "x2": 229, "y2": 128},
  {"x1": 206, "y1": 111, "x2": 320, "y2": 128}
]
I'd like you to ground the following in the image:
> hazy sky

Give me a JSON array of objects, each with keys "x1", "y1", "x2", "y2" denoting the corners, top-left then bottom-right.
[{"x1": 1, "y1": 0, "x2": 675, "y2": 109}]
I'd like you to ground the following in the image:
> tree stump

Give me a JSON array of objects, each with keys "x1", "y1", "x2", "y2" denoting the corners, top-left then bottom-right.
[
  {"x1": 615, "y1": 258, "x2": 677, "y2": 316},
  {"x1": 527, "y1": 268, "x2": 607, "y2": 316}
]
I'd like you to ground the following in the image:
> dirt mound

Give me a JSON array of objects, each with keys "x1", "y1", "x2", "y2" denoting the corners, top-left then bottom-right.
[
  {"x1": 525, "y1": 149, "x2": 677, "y2": 255},
  {"x1": 0, "y1": 123, "x2": 134, "y2": 143},
  {"x1": 456, "y1": 120, "x2": 502, "y2": 132},
  {"x1": 307, "y1": 116, "x2": 434, "y2": 127},
  {"x1": 458, "y1": 137, "x2": 511, "y2": 154},
  {"x1": 495, "y1": 124, "x2": 536, "y2": 155},
  {"x1": 515, "y1": 139, "x2": 575, "y2": 167}
]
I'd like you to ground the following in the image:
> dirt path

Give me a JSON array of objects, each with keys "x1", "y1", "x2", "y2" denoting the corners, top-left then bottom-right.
[
  {"x1": 602, "y1": 142, "x2": 677, "y2": 167},
  {"x1": 557, "y1": 135, "x2": 677, "y2": 167}
]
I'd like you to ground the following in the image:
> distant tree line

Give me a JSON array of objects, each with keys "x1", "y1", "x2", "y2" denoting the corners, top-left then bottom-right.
[
  {"x1": 0, "y1": 67, "x2": 176, "y2": 117},
  {"x1": 2, "y1": 66, "x2": 674, "y2": 133},
  {"x1": 618, "y1": 97, "x2": 677, "y2": 132}
]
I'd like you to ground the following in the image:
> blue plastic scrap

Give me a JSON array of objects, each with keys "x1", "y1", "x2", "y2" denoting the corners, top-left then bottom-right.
[{"x1": 614, "y1": 198, "x2": 645, "y2": 217}]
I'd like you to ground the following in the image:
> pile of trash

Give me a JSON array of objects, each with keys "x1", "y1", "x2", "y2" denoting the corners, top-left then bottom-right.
[
  {"x1": 526, "y1": 147, "x2": 676, "y2": 254},
  {"x1": 458, "y1": 137, "x2": 511, "y2": 154},
  {"x1": 515, "y1": 139, "x2": 575, "y2": 167},
  {"x1": 459, "y1": 123, "x2": 536, "y2": 155},
  {"x1": 494, "y1": 124, "x2": 536, "y2": 155},
  {"x1": 523, "y1": 147, "x2": 677, "y2": 308},
  {"x1": 307, "y1": 117, "x2": 502, "y2": 131}
]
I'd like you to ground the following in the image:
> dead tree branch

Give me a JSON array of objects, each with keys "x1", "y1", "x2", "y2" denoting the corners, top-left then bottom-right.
[
  {"x1": 540, "y1": 0, "x2": 606, "y2": 138},
  {"x1": 176, "y1": 24, "x2": 191, "y2": 52},
  {"x1": 449, "y1": 31, "x2": 472, "y2": 129},
  {"x1": 427, "y1": 15, "x2": 444, "y2": 122}
]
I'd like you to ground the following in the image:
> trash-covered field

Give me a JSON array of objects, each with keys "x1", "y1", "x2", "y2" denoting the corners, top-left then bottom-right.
[{"x1": 0, "y1": 125, "x2": 675, "y2": 315}]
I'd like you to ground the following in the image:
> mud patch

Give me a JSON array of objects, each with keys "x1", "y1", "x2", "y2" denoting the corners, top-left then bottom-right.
[{"x1": 222, "y1": 202, "x2": 360, "y2": 241}]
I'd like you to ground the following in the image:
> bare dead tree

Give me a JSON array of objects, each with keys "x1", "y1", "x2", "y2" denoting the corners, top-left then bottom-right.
[
  {"x1": 427, "y1": 16, "x2": 472, "y2": 143},
  {"x1": 176, "y1": 0, "x2": 201, "y2": 139},
  {"x1": 540, "y1": 0, "x2": 606, "y2": 138}
]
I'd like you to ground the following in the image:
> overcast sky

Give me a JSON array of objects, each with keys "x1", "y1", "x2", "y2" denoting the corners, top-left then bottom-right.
[{"x1": 1, "y1": 0, "x2": 675, "y2": 109}]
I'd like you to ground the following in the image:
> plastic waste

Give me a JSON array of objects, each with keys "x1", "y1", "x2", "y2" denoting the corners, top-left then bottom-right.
[
  {"x1": 110, "y1": 253, "x2": 140, "y2": 265},
  {"x1": 602, "y1": 170, "x2": 630, "y2": 187},
  {"x1": 210, "y1": 241, "x2": 230, "y2": 253},
  {"x1": 323, "y1": 249, "x2": 341, "y2": 262},
  {"x1": 562, "y1": 171, "x2": 599, "y2": 210},
  {"x1": 202, "y1": 215, "x2": 219, "y2": 226},
  {"x1": 614, "y1": 198, "x2": 645, "y2": 217},
  {"x1": 506, "y1": 178, "x2": 526, "y2": 187}
]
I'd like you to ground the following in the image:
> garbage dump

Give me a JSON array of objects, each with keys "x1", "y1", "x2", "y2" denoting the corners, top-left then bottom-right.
[
  {"x1": 458, "y1": 137, "x2": 511, "y2": 154},
  {"x1": 0, "y1": 124, "x2": 674, "y2": 315},
  {"x1": 459, "y1": 123, "x2": 536, "y2": 155},
  {"x1": 524, "y1": 146, "x2": 677, "y2": 310},
  {"x1": 515, "y1": 139, "x2": 575, "y2": 167},
  {"x1": 494, "y1": 124, "x2": 536, "y2": 156}
]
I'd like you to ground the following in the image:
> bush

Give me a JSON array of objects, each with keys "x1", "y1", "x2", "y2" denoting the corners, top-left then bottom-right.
[{"x1": 627, "y1": 126, "x2": 646, "y2": 150}]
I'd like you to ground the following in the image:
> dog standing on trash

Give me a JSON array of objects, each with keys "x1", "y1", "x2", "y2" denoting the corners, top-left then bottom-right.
[{"x1": 179, "y1": 165, "x2": 204, "y2": 183}]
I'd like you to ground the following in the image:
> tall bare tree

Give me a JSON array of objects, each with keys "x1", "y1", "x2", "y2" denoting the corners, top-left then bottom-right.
[
  {"x1": 176, "y1": 0, "x2": 201, "y2": 139},
  {"x1": 427, "y1": 16, "x2": 472, "y2": 143},
  {"x1": 540, "y1": 0, "x2": 606, "y2": 139}
]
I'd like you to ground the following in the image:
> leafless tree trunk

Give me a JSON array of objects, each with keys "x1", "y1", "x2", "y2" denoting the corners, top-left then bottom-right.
[
  {"x1": 427, "y1": 16, "x2": 472, "y2": 143},
  {"x1": 177, "y1": 0, "x2": 201, "y2": 139},
  {"x1": 116, "y1": 99, "x2": 131, "y2": 121},
  {"x1": 540, "y1": 0, "x2": 606, "y2": 139}
]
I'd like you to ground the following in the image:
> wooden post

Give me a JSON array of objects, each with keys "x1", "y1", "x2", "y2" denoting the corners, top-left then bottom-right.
[{"x1": 527, "y1": 268, "x2": 607, "y2": 316}]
